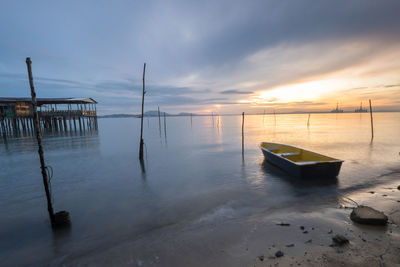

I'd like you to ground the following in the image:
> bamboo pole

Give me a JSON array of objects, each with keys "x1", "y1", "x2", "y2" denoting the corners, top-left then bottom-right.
[
  {"x1": 25, "y1": 57, "x2": 55, "y2": 225},
  {"x1": 369, "y1": 99, "x2": 374, "y2": 139},
  {"x1": 139, "y1": 63, "x2": 146, "y2": 160}
]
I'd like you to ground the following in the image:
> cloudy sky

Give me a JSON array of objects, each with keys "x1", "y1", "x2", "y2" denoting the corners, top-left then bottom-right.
[{"x1": 1, "y1": 0, "x2": 399, "y2": 114}]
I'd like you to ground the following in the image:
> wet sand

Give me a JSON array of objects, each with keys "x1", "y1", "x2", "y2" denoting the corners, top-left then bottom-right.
[{"x1": 50, "y1": 173, "x2": 400, "y2": 267}]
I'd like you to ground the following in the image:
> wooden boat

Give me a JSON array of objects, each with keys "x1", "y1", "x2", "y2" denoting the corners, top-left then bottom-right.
[{"x1": 260, "y1": 142, "x2": 343, "y2": 178}]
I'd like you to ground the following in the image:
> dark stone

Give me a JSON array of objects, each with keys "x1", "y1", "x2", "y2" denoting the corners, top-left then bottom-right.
[
  {"x1": 397, "y1": 185, "x2": 400, "y2": 190},
  {"x1": 53, "y1": 210, "x2": 71, "y2": 228},
  {"x1": 350, "y1": 206, "x2": 388, "y2": 225},
  {"x1": 332, "y1": 235, "x2": 349, "y2": 246},
  {"x1": 258, "y1": 255, "x2": 264, "y2": 261},
  {"x1": 305, "y1": 239, "x2": 312, "y2": 243},
  {"x1": 300, "y1": 226, "x2": 305, "y2": 230},
  {"x1": 286, "y1": 244, "x2": 295, "y2": 247},
  {"x1": 275, "y1": 251, "x2": 284, "y2": 257},
  {"x1": 303, "y1": 231, "x2": 308, "y2": 234},
  {"x1": 368, "y1": 191, "x2": 375, "y2": 194},
  {"x1": 276, "y1": 223, "x2": 290, "y2": 226},
  {"x1": 328, "y1": 230, "x2": 333, "y2": 234}
]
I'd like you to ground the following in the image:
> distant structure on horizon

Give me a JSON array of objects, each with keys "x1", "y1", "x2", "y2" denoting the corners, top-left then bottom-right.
[
  {"x1": 355, "y1": 102, "x2": 368, "y2": 113},
  {"x1": 331, "y1": 102, "x2": 344, "y2": 113}
]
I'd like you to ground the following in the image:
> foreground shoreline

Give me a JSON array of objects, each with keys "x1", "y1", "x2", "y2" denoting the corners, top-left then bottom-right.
[{"x1": 49, "y1": 173, "x2": 400, "y2": 267}]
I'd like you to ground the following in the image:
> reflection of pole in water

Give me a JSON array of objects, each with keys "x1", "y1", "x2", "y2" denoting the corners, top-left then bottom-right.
[
  {"x1": 274, "y1": 109, "x2": 276, "y2": 125},
  {"x1": 190, "y1": 113, "x2": 193, "y2": 128},
  {"x1": 212, "y1": 112, "x2": 214, "y2": 127},
  {"x1": 139, "y1": 157, "x2": 146, "y2": 174},
  {"x1": 263, "y1": 109, "x2": 265, "y2": 124},
  {"x1": 164, "y1": 112, "x2": 167, "y2": 141},
  {"x1": 307, "y1": 114, "x2": 310, "y2": 127},
  {"x1": 216, "y1": 115, "x2": 220, "y2": 135}
]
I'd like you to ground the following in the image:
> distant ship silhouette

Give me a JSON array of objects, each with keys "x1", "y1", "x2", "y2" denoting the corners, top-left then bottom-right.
[
  {"x1": 355, "y1": 102, "x2": 368, "y2": 113},
  {"x1": 331, "y1": 102, "x2": 343, "y2": 113}
]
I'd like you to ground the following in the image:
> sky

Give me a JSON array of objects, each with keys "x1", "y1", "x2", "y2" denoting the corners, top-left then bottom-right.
[{"x1": 0, "y1": 0, "x2": 399, "y2": 115}]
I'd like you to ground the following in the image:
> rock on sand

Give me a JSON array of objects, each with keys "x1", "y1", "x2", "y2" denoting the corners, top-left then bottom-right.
[{"x1": 350, "y1": 205, "x2": 388, "y2": 225}]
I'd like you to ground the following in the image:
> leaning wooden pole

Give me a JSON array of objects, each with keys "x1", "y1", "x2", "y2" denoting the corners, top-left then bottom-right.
[
  {"x1": 26, "y1": 57, "x2": 55, "y2": 225},
  {"x1": 139, "y1": 63, "x2": 146, "y2": 160},
  {"x1": 369, "y1": 99, "x2": 374, "y2": 139}
]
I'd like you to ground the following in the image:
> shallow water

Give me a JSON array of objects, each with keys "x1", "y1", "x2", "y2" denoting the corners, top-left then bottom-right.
[{"x1": 1, "y1": 113, "x2": 399, "y2": 265}]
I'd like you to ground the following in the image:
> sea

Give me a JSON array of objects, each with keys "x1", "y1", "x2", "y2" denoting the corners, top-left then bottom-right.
[{"x1": 1, "y1": 112, "x2": 399, "y2": 265}]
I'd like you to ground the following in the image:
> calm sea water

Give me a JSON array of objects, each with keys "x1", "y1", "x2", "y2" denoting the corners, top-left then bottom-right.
[{"x1": 1, "y1": 113, "x2": 399, "y2": 265}]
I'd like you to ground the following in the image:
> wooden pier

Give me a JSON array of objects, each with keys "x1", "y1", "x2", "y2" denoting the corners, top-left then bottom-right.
[{"x1": 0, "y1": 97, "x2": 98, "y2": 136}]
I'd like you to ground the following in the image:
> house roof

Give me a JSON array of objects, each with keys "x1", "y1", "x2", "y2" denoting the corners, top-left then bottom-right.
[{"x1": 0, "y1": 97, "x2": 97, "y2": 105}]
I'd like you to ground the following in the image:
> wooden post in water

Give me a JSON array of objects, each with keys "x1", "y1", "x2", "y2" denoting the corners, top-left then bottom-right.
[
  {"x1": 307, "y1": 114, "x2": 310, "y2": 127},
  {"x1": 158, "y1": 106, "x2": 161, "y2": 137},
  {"x1": 25, "y1": 57, "x2": 55, "y2": 225},
  {"x1": 139, "y1": 63, "x2": 146, "y2": 160},
  {"x1": 190, "y1": 113, "x2": 193, "y2": 127},
  {"x1": 163, "y1": 111, "x2": 167, "y2": 139},
  {"x1": 242, "y1": 112, "x2": 245, "y2": 154},
  {"x1": 369, "y1": 99, "x2": 374, "y2": 139}
]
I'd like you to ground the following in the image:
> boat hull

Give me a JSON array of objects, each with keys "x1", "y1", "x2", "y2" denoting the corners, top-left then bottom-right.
[{"x1": 261, "y1": 143, "x2": 343, "y2": 179}]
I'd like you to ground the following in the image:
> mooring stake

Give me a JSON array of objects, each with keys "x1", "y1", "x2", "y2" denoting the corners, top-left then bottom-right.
[
  {"x1": 242, "y1": 112, "x2": 245, "y2": 154},
  {"x1": 158, "y1": 106, "x2": 161, "y2": 137},
  {"x1": 26, "y1": 57, "x2": 70, "y2": 228},
  {"x1": 139, "y1": 63, "x2": 146, "y2": 160},
  {"x1": 369, "y1": 99, "x2": 374, "y2": 140}
]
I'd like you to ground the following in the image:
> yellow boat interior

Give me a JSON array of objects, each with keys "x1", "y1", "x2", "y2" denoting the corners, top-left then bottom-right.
[{"x1": 261, "y1": 142, "x2": 339, "y2": 164}]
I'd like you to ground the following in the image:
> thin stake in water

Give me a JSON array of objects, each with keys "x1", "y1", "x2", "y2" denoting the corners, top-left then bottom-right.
[
  {"x1": 139, "y1": 63, "x2": 146, "y2": 160},
  {"x1": 242, "y1": 112, "x2": 245, "y2": 155},
  {"x1": 164, "y1": 111, "x2": 167, "y2": 139},
  {"x1": 158, "y1": 106, "x2": 161, "y2": 137},
  {"x1": 369, "y1": 99, "x2": 374, "y2": 140}
]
